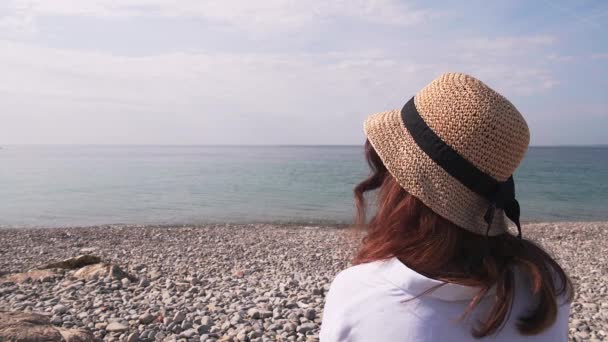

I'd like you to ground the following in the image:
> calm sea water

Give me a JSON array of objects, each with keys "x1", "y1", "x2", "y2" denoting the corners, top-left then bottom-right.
[{"x1": 1, "y1": 145, "x2": 607, "y2": 228}]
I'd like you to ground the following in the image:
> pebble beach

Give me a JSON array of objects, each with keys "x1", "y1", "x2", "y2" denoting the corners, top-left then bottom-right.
[{"x1": 0, "y1": 222, "x2": 606, "y2": 341}]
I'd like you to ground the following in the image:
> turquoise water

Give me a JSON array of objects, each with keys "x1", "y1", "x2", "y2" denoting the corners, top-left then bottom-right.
[{"x1": 0, "y1": 145, "x2": 607, "y2": 227}]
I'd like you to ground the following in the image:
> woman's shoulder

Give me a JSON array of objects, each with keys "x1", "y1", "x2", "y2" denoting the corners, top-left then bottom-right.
[
  {"x1": 325, "y1": 258, "x2": 414, "y2": 306},
  {"x1": 329, "y1": 259, "x2": 392, "y2": 289},
  {"x1": 321, "y1": 259, "x2": 407, "y2": 341}
]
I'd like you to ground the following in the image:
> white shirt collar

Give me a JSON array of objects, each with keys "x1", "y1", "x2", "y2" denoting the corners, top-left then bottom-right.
[{"x1": 378, "y1": 257, "x2": 486, "y2": 302}]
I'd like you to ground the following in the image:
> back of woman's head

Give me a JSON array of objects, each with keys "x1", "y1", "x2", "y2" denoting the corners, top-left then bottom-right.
[{"x1": 353, "y1": 139, "x2": 573, "y2": 338}]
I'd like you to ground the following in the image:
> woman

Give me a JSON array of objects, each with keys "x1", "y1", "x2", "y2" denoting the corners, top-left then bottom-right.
[{"x1": 320, "y1": 73, "x2": 573, "y2": 341}]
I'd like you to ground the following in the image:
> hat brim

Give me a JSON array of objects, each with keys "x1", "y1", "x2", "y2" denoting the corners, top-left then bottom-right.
[{"x1": 364, "y1": 108, "x2": 508, "y2": 236}]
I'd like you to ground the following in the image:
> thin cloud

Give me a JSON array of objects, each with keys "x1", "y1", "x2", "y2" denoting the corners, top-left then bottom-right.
[
  {"x1": 0, "y1": 3, "x2": 37, "y2": 38},
  {"x1": 4, "y1": 0, "x2": 440, "y2": 32},
  {"x1": 591, "y1": 53, "x2": 608, "y2": 59},
  {"x1": 456, "y1": 35, "x2": 557, "y2": 58}
]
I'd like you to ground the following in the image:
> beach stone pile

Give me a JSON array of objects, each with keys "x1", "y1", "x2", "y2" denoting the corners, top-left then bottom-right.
[
  {"x1": 0, "y1": 224, "x2": 356, "y2": 341},
  {"x1": 0, "y1": 222, "x2": 606, "y2": 341},
  {"x1": 530, "y1": 222, "x2": 608, "y2": 342},
  {"x1": 0, "y1": 310, "x2": 99, "y2": 341}
]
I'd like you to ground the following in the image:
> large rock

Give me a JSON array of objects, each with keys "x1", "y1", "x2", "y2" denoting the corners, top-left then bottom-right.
[
  {"x1": 73, "y1": 263, "x2": 136, "y2": 281},
  {"x1": 139, "y1": 313, "x2": 155, "y2": 324},
  {"x1": 0, "y1": 311, "x2": 100, "y2": 342},
  {"x1": 0, "y1": 269, "x2": 59, "y2": 284},
  {"x1": 105, "y1": 321, "x2": 128, "y2": 332},
  {"x1": 59, "y1": 329, "x2": 100, "y2": 342},
  {"x1": 40, "y1": 255, "x2": 102, "y2": 270}
]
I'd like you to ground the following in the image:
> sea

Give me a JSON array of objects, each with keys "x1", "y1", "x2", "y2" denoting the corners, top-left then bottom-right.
[{"x1": 1, "y1": 145, "x2": 607, "y2": 228}]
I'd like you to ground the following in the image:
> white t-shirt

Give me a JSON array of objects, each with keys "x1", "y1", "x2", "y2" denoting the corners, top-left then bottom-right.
[{"x1": 320, "y1": 257, "x2": 570, "y2": 342}]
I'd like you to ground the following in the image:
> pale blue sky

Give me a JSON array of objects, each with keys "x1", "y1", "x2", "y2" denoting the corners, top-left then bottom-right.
[{"x1": 0, "y1": 0, "x2": 606, "y2": 145}]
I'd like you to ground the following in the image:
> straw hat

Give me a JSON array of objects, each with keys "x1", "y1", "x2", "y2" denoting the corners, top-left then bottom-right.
[{"x1": 364, "y1": 73, "x2": 530, "y2": 236}]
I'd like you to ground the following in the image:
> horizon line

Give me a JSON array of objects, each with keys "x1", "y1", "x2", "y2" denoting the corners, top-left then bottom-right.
[{"x1": 2, "y1": 143, "x2": 608, "y2": 148}]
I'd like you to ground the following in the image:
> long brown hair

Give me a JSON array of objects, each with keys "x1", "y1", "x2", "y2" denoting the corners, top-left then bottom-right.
[{"x1": 353, "y1": 140, "x2": 573, "y2": 338}]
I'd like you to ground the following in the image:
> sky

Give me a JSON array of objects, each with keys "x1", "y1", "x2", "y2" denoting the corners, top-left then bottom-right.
[{"x1": 0, "y1": 0, "x2": 607, "y2": 146}]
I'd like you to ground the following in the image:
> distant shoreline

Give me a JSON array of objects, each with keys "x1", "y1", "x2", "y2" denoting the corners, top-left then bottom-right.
[
  {"x1": 2, "y1": 218, "x2": 607, "y2": 230},
  {"x1": 1, "y1": 144, "x2": 608, "y2": 148}
]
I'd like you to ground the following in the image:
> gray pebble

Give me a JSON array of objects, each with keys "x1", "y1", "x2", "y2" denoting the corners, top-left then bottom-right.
[{"x1": 52, "y1": 304, "x2": 67, "y2": 314}]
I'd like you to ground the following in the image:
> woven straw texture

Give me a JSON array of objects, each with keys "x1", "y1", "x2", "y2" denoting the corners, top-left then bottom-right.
[{"x1": 364, "y1": 73, "x2": 530, "y2": 235}]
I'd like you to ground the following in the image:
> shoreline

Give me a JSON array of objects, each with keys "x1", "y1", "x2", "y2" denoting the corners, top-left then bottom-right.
[
  {"x1": 0, "y1": 222, "x2": 354, "y2": 231},
  {"x1": 1, "y1": 217, "x2": 605, "y2": 231},
  {"x1": 1, "y1": 222, "x2": 606, "y2": 341}
]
